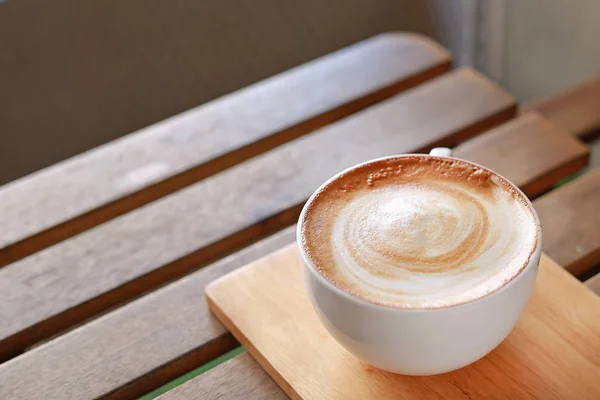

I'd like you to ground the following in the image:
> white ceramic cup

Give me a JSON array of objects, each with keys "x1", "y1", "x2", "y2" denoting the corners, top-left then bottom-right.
[{"x1": 297, "y1": 148, "x2": 542, "y2": 375}]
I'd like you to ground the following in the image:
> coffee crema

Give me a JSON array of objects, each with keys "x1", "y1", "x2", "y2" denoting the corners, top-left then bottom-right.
[{"x1": 300, "y1": 156, "x2": 540, "y2": 309}]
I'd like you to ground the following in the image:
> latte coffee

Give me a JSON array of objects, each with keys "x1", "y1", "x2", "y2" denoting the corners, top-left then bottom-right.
[{"x1": 300, "y1": 155, "x2": 540, "y2": 309}]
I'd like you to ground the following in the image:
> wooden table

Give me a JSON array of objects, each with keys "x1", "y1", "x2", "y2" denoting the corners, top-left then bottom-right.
[{"x1": 1, "y1": 33, "x2": 599, "y2": 399}]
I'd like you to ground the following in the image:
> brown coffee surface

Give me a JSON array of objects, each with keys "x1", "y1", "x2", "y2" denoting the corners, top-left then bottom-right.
[{"x1": 300, "y1": 156, "x2": 540, "y2": 308}]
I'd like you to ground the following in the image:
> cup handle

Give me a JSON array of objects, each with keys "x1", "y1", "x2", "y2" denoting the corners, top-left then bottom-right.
[{"x1": 429, "y1": 147, "x2": 453, "y2": 158}]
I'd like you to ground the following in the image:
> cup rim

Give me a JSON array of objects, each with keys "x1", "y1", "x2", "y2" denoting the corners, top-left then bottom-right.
[{"x1": 297, "y1": 153, "x2": 542, "y2": 312}]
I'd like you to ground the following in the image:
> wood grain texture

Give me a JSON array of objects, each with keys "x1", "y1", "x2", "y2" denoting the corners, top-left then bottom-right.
[
  {"x1": 524, "y1": 74, "x2": 600, "y2": 139},
  {"x1": 207, "y1": 246, "x2": 600, "y2": 400},
  {"x1": 534, "y1": 168, "x2": 600, "y2": 276},
  {"x1": 156, "y1": 353, "x2": 287, "y2": 400},
  {"x1": 0, "y1": 227, "x2": 296, "y2": 400},
  {"x1": 0, "y1": 67, "x2": 515, "y2": 361},
  {"x1": 454, "y1": 112, "x2": 589, "y2": 198},
  {"x1": 6, "y1": 104, "x2": 592, "y2": 398},
  {"x1": 1, "y1": 141, "x2": 591, "y2": 399},
  {"x1": 0, "y1": 32, "x2": 451, "y2": 268},
  {"x1": 585, "y1": 273, "x2": 600, "y2": 296}
]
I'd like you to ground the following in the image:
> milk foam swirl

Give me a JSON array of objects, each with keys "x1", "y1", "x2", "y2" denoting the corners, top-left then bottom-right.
[
  {"x1": 301, "y1": 157, "x2": 539, "y2": 308},
  {"x1": 336, "y1": 184, "x2": 488, "y2": 274}
]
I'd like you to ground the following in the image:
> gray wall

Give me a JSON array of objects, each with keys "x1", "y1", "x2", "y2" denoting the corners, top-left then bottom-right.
[
  {"x1": 0, "y1": 0, "x2": 467, "y2": 185},
  {"x1": 485, "y1": 0, "x2": 600, "y2": 171},
  {"x1": 500, "y1": 0, "x2": 600, "y2": 103}
]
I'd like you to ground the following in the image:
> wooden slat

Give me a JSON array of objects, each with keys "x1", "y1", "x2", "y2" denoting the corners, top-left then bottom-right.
[
  {"x1": 453, "y1": 112, "x2": 589, "y2": 198},
  {"x1": 157, "y1": 353, "x2": 287, "y2": 400},
  {"x1": 585, "y1": 274, "x2": 600, "y2": 296},
  {"x1": 0, "y1": 32, "x2": 451, "y2": 268},
  {"x1": 0, "y1": 227, "x2": 297, "y2": 400},
  {"x1": 524, "y1": 74, "x2": 600, "y2": 139},
  {"x1": 0, "y1": 67, "x2": 516, "y2": 388},
  {"x1": 534, "y1": 168, "x2": 600, "y2": 276}
]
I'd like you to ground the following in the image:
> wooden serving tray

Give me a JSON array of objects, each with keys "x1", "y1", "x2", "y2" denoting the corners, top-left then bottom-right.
[{"x1": 206, "y1": 244, "x2": 600, "y2": 399}]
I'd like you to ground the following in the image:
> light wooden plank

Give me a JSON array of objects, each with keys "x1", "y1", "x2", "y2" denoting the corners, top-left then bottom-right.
[
  {"x1": 534, "y1": 168, "x2": 600, "y2": 276},
  {"x1": 585, "y1": 273, "x2": 600, "y2": 296},
  {"x1": 0, "y1": 227, "x2": 296, "y2": 400},
  {"x1": 454, "y1": 112, "x2": 589, "y2": 197},
  {"x1": 524, "y1": 74, "x2": 600, "y2": 139},
  {"x1": 0, "y1": 32, "x2": 451, "y2": 268},
  {"x1": 179, "y1": 264, "x2": 600, "y2": 400},
  {"x1": 206, "y1": 246, "x2": 600, "y2": 400},
  {"x1": 156, "y1": 353, "x2": 287, "y2": 400},
  {"x1": 0, "y1": 68, "x2": 515, "y2": 363}
]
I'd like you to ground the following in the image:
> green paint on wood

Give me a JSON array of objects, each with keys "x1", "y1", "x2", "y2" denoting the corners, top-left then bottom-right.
[
  {"x1": 555, "y1": 171, "x2": 584, "y2": 188},
  {"x1": 138, "y1": 346, "x2": 246, "y2": 400}
]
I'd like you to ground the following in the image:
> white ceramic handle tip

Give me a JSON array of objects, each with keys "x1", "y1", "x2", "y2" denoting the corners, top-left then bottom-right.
[{"x1": 429, "y1": 147, "x2": 453, "y2": 158}]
